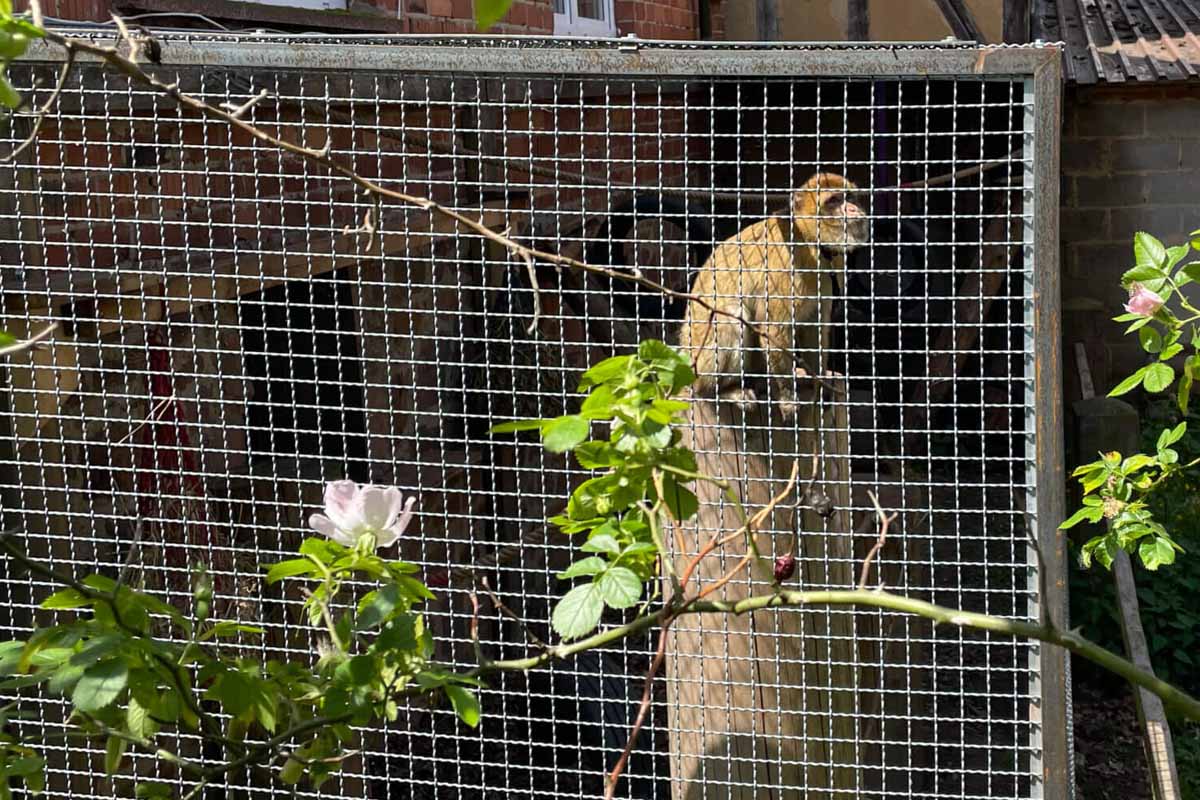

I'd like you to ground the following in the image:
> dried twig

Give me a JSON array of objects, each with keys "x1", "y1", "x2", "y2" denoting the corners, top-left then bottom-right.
[
  {"x1": 1, "y1": 49, "x2": 75, "y2": 164},
  {"x1": 0, "y1": 321, "x2": 58, "y2": 357},
  {"x1": 858, "y1": 490, "x2": 897, "y2": 590}
]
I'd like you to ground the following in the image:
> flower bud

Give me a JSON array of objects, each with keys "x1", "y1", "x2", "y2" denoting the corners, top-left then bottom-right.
[
  {"x1": 773, "y1": 553, "x2": 796, "y2": 583},
  {"x1": 1124, "y1": 282, "x2": 1164, "y2": 317}
]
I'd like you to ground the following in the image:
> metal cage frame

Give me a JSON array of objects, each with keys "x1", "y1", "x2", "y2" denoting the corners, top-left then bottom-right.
[{"x1": 1, "y1": 34, "x2": 1065, "y2": 799}]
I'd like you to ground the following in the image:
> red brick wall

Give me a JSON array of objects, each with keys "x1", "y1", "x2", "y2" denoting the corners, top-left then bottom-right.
[
  {"x1": 615, "y1": 0, "x2": 699, "y2": 38},
  {"x1": 404, "y1": 0, "x2": 552, "y2": 33}
]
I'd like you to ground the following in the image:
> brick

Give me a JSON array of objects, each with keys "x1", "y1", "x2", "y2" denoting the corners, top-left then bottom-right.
[
  {"x1": 1146, "y1": 101, "x2": 1200, "y2": 136},
  {"x1": 1109, "y1": 205, "x2": 1183, "y2": 242},
  {"x1": 1111, "y1": 138, "x2": 1180, "y2": 173},
  {"x1": 1075, "y1": 174, "x2": 1146, "y2": 207},
  {"x1": 1145, "y1": 170, "x2": 1200, "y2": 205},
  {"x1": 427, "y1": 0, "x2": 451, "y2": 16},
  {"x1": 1076, "y1": 243, "x2": 1133, "y2": 276},
  {"x1": 1180, "y1": 140, "x2": 1200, "y2": 169},
  {"x1": 1060, "y1": 208, "x2": 1109, "y2": 243},
  {"x1": 1074, "y1": 102, "x2": 1145, "y2": 137},
  {"x1": 1060, "y1": 139, "x2": 1110, "y2": 174}
]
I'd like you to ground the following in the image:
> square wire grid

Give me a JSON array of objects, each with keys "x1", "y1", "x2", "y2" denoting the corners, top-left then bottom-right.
[{"x1": 0, "y1": 36, "x2": 1063, "y2": 800}]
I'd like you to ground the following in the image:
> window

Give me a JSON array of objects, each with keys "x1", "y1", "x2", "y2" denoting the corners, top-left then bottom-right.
[{"x1": 554, "y1": 0, "x2": 616, "y2": 36}]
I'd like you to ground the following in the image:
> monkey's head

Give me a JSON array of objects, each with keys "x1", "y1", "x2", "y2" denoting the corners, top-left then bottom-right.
[{"x1": 792, "y1": 172, "x2": 869, "y2": 256}]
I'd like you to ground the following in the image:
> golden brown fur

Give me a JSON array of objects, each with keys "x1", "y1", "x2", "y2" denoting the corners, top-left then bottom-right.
[{"x1": 678, "y1": 172, "x2": 868, "y2": 417}]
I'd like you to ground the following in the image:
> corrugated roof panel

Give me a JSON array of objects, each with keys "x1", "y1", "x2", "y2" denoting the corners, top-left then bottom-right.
[{"x1": 1034, "y1": 0, "x2": 1200, "y2": 83}]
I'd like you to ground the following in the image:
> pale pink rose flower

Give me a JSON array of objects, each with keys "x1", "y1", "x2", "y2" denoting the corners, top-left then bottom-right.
[
  {"x1": 308, "y1": 480, "x2": 417, "y2": 549},
  {"x1": 1124, "y1": 282, "x2": 1164, "y2": 317}
]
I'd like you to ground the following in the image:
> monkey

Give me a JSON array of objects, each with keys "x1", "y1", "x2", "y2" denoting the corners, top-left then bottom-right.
[{"x1": 677, "y1": 171, "x2": 868, "y2": 418}]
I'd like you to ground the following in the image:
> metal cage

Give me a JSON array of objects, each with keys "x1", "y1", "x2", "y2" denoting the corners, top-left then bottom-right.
[{"x1": 0, "y1": 34, "x2": 1065, "y2": 799}]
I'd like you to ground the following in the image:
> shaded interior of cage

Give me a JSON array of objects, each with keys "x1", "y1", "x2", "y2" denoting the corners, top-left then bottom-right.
[{"x1": 0, "y1": 71, "x2": 1036, "y2": 799}]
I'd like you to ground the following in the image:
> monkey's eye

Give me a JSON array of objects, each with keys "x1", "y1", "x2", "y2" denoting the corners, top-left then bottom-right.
[{"x1": 824, "y1": 194, "x2": 845, "y2": 211}]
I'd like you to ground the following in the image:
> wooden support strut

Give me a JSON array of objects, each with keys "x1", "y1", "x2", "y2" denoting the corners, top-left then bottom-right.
[{"x1": 1073, "y1": 341, "x2": 1181, "y2": 800}]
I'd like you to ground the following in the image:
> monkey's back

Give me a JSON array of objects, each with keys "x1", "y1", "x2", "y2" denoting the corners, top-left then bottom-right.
[{"x1": 679, "y1": 216, "x2": 822, "y2": 387}]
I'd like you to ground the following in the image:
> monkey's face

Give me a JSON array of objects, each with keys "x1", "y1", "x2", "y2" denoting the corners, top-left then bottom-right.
[{"x1": 817, "y1": 190, "x2": 869, "y2": 254}]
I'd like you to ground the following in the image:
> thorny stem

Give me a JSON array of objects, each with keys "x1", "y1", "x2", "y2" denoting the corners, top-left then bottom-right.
[{"x1": 468, "y1": 588, "x2": 1200, "y2": 722}]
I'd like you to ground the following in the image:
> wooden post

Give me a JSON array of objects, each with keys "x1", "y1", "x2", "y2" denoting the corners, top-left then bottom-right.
[
  {"x1": 1072, "y1": 343, "x2": 1181, "y2": 800},
  {"x1": 932, "y1": 0, "x2": 986, "y2": 42},
  {"x1": 755, "y1": 0, "x2": 778, "y2": 41},
  {"x1": 664, "y1": 280, "x2": 858, "y2": 800},
  {"x1": 1003, "y1": 0, "x2": 1030, "y2": 43},
  {"x1": 847, "y1": 0, "x2": 869, "y2": 41}
]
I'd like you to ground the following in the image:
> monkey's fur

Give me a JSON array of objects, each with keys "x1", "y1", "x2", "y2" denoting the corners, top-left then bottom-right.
[{"x1": 678, "y1": 172, "x2": 868, "y2": 416}]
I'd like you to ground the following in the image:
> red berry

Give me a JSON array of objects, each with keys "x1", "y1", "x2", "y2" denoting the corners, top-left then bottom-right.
[{"x1": 773, "y1": 553, "x2": 796, "y2": 583}]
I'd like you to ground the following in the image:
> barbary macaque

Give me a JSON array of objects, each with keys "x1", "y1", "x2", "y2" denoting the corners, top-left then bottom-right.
[{"x1": 678, "y1": 171, "x2": 868, "y2": 417}]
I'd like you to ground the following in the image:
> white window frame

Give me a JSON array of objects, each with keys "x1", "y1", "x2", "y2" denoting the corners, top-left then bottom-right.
[
  {"x1": 554, "y1": 0, "x2": 617, "y2": 37},
  {"x1": 252, "y1": 0, "x2": 347, "y2": 10}
]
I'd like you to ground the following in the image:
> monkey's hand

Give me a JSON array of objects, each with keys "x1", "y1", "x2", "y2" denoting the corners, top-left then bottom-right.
[
  {"x1": 719, "y1": 386, "x2": 759, "y2": 412},
  {"x1": 777, "y1": 388, "x2": 801, "y2": 420}
]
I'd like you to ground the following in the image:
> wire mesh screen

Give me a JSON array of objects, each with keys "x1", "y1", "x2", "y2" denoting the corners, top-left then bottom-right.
[{"x1": 0, "y1": 36, "x2": 1063, "y2": 800}]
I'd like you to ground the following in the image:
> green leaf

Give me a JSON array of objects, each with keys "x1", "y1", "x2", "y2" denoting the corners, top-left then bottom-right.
[
  {"x1": 127, "y1": 696, "x2": 156, "y2": 739},
  {"x1": 580, "y1": 385, "x2": 616, "y2": 420},
  {"x1": 488, "y1": 418, "x2": 547, "y2": 434},
  {"x1": 1144, "y1": 362, "x2": 1175, "y2": 393},
  {"x1": 1160, "y1": 342, "x2": 1184, "y2": 361},
  {"x1": 1139, "y1": 326, "x2": 1163, "y2": 354},
  {"x1": 596, "y1": 567, "x2": 642, "y2": 609},
  {"x1": 1158, "y1": 421, "x2": 1187, "y2": 449},
  {"x1": 40, "y1": 588, "x2": 92, "y2": 610},
  {"x1": 135, "y1": 783, "x2": 174, "y2": 799},
  {"x1": 445, "y1": 684, "x2": 480, "y2": 727},
  {"x1": 1109, "y1": 366, "x2": 1148, "y2": 397},
  {"x1": 658, "y1": 473, "x2": 699, "y2": 521},
  {"x1": 356, "y1": 585, "x2": 403, "y2": 631},
  {"x1": 551, "y1": 583, "x2": 604, "y2": 641},
  {"x1": 1134, "y1": 231, "x2": 1168, "y2": 271},
  {"x1": 265, "y1": 558, "x2": 315, "y2": 585},
  {"x1": 1139, "y1": 537, "x2": 1177, "y2": 571},
  {"x1": 0, "y1": 75, "x2": 20, "y2": 110},
  {"x1": 542, "y1": 415, "x2": 590, "y2": 453},
  {"x1": 1122, "y1": 264, "x2": 1166, "y2": 285},
  {"x1": 198, "y1": 621, "x2": 264, "y2": 642},
  {"x1": 72, "y1": 659, "x2": 129, "y2": 712},
  {"x1": 580, "y1": 533, "x2": 621, "y2": 556},
  {"x1": 578, "y1": 355, "x2": 631, "y2": 391},
  {"x1": 557, "y1": 557, "x2": 607, "y2": 580},
  {"x1": 104, "y1": 734, "x2": 127, "y2": 775},
  {"x1": 574, "y1": 441, "x2": 617, "y2": 469},
  {"x1": 473, "y1": 0, "x2": 513, "y2": 31},
  {"x1": 1181, "y1": 262, "x2": 1200, "y2": 284},
  {"x1": 1059, "y1": 505, "x2": 1104, "y2": 530},
  {"x1": 1166, "y1": 244, "x2": 1190, "y2": 269}
]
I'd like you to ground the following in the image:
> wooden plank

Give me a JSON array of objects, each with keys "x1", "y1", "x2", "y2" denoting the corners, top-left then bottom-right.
[
  {"x1": 1073, "y1": 342, "x2": 1181, "y2": 800},
  {"x1": 847, "y1": 0, "x2": 869, "y2": 40},
  {"x1": 84, "y1": 208, "x2": 510, "y2": 337},
  {"x1": 932, "y1": 0, "x2": 987, "y2": 42},
  {"x1": 1003, "y1": 0, "x2": 1030, "y2": 43},
  {"x1": 755, "y1": 0, "x2": 779, "y2": 41}
]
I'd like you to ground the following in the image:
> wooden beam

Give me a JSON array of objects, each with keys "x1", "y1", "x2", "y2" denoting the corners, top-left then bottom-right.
[
  {"x1": 1003, "y1": 0, "x2": 1030, "y2": 43},
  {"x1": 931, "y1": 0, "x2": 986, "y2": 43},
  {"x1": 1073, "y1": 343, "x2": 1182, "y2": 800},
  {"x1": 847, "y1": 0, "x2": 869, "y2": 40},
  {"x1": 755, "y1": 0, "x2": 779, "y2": 41}
]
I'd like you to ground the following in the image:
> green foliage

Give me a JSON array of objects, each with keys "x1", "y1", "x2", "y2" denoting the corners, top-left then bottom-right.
[
  {"x1": 491, "y1": 340, "x2": 699, "y2": 641},
  {"x1": 0, "y1": 1, "x2": 43, "y2": 110},
  {"x1": 473, "y1": 0, "x2": 514, "y2": 30},
  {"x1": 1070, "y1": 397, "x2": 1200, "y2": 697},
  {"x1": 1065, "y1": 230, "x2": 1200, "y2": 571},
  {"x1": 0, "y1": 530, "x2": 474, "y2": 795}
]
